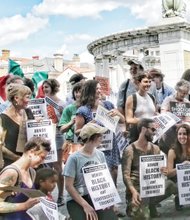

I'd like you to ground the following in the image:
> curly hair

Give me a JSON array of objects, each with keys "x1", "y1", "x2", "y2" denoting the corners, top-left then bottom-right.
[
  {"x1": 79, "y1": 80, "x2": 99, "y2": 108},
  {"x1": 42, "y1": 79, "x2": 60, "y2": 95}
]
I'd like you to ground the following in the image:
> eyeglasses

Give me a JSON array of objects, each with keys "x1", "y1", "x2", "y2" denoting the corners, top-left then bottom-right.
[{"x1": 147, "y1": 127, "x2": 156, "y2": 132}]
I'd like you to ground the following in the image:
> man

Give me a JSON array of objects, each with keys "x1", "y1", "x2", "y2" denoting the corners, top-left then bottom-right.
[
  {"x1": 122, "y1": 118, "x2": 176, "y2": 218},
  {"x1": 117, "y1": 59, "x2": 157, "y2": 116},
  {"x1": 149, "y1": 68, "x2": 174, "y2": 112}
]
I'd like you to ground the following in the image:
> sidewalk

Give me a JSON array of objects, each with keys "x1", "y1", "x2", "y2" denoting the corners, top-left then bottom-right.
[{"x1": 59, "y1": 165, "x2": 190, "y2": 219}]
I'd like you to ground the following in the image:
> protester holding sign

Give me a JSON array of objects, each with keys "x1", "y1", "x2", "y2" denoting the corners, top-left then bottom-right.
[
  {"x1": 125, "y1": 73, "x2": 157, "y2": 143},
  {"x1": 64, "y1": 122, "x2": 117, "y2": 220},
  {"x1": 160, "y1": 79, "x2": 190, "y2": 154},
  {"x1": 42, "y1": 78, "x2": 65, "y2": 206},
  {"x1": 122, "y1": 118, "x2": 176, "y2": 219},
  {"x1": 0, "y1": 136, "x2": 51, "y2": 219},
  {"x1": 59, "y1": 82, "x2": 83, "y2": 163},
  {"x1": 0, "y1": 83, "x2": 33, "y2": 168},
  {"x1": 165, "y1": 124, "x2": 190, "y2": 210},
  {"x1": 75, "y1": 80, "x2": 125, "y2": 186}
]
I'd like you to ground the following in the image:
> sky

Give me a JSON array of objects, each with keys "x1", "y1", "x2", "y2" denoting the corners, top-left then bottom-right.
[{"x1": 1, "y1": 0, "x2": 190, "y2": 63}]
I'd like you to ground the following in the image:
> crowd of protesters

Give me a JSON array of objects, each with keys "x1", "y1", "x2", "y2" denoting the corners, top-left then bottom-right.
[{"x1": 0, "y1": 61, "x2": 190, "y2": 220}]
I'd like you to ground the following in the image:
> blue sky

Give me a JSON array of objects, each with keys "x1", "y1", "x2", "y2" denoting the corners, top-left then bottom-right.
[{"x1": 0, "y1": 0, "x2": 190, "y2": 63}]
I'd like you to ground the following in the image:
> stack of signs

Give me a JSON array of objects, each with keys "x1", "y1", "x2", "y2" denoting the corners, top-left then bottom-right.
[
  {"x1": 82, "y1": 163, "x2": 121, "y2": 210},
  {"x1": 139, "y1": 154, "x2": 166, "y2": 198}
]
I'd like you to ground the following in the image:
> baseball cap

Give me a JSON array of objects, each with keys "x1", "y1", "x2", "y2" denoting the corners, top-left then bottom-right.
[
  {"x1": 69, "y1": 73, "x2": 86, "y2": 86},
  {"x1": 127, "y1": 59, "x2": 144, "y2": 70},
  {"x1": 79, "y1": 123, "x2": 107, "y2": 140}
]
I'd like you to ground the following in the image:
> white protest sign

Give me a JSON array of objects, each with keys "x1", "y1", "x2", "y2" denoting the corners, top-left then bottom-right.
[
  {"x1": 98, "y1": 130, "x2": 113, "y2": 151},
  {"x1": 140, "y1": 154, "x2": 166, "y2": 198},
  {"x1": 26, "y1": 119, "x2": 57, "y2": 163},
  {"x1": 40, "y1": 198, "x2": 59, "y2": 220},
  {"x1": 176, "y1": 163, "x2": 190, "y2": 205},
  {"x1": 28, "y1": 98, "x2": 48, "y2": 118},
  {"x1": 95, "y1": 105, "x2": 119, "y2": 133},
  {"x1": 152, "y1": 112, "x2": 180, "y2": 143},
  {"x1": 45, "y1": 96, "x2": 60, "y2": 111},
  {"x1": 115, "y1": 129, "x2": 129, "y2": 157},
  {"x1": 82, "y1": 163, "x2": 121, "y2": 210}
]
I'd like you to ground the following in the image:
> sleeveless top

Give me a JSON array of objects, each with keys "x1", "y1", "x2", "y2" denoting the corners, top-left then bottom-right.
[{"x1": 135, "y1": 93, "x2": 156, "y2": 118}]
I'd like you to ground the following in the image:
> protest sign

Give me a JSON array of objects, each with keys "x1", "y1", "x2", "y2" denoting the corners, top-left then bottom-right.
[
  {"x1": 170, "y1": 101, "x2": 190, "y2": 122},
  {"x1": 176, "y1": 163, "x2": 190, "y2": 205},
  {"x1": 28, "y1": 98, "x2": 48, "y2": 118},
  {"x1": 97, "y1": 130, "x2": 113, "y2": 151},
  {"x1": 82, "y1": 163, "x2": 121, "y2": 210},
  {"x1": 95, "y1": 76, "x2": 110, "y2": 96},
  {"x1": 152, "y1": 112, "x2": 180, "y2": 143},
  {"x1": 95, "y1": 105, "x2": 119, "y2": 133},
  {"x1": 140, "y1": 154, "x2": 166, "y2": 198},
  {"x1": 40, "y1": 198, "x2": 60, "y2": 220},
  {"x1": 115, "y1": 129, "x2": 129, "y2": 157},
  {"x1": 26, "y1": 119, "x2": 57, "y2": 163}
]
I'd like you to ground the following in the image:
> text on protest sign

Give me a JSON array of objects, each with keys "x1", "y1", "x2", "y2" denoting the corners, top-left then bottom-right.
[
  {"x1": 152, "y1": 112, "x2": 180, "y2": 143},
  {"x1": 140, "y1": 154, "x2": 166, "y2": 198},
  {"x1": 26, "y1": 119, "x2": 57, "y2": 163},
  {"x1": 176, "y1": 163, "x2": 190, "y2": 205},
  {"x1": 97, "y1": 130, "x2": 113, "y2": 151},
  {"x1": 170, "y1": 101, "x2": 190, "y2": 122},
  {"x1": 95, "y1": 105, "x2": 119, "y2": 133},
  {"x1": 28, "y1": 98, "x2": 48, "y2": 118},
  {"x1": 82, "y1": 163, "x2": 121, "y2": 210},
  {"x1": 40, "y1": 198, "x2": 59, "y2": 220}
]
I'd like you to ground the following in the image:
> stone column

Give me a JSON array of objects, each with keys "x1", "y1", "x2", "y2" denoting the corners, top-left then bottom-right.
[
  {"x1": 94, "y1": 56, "x2": 102, "y2": 76},
  {"x1": 102, "y1": 53, "x2": 110, "y2": 78}
]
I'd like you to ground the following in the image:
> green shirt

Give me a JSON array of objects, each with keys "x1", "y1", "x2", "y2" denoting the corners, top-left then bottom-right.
[{"x1": 59, "y1": 103, "x2": 77, "y2": 141}]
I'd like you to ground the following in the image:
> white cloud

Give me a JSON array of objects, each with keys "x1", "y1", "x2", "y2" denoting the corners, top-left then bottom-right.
[
  {"x1": 0, "y1": 13, "x2": 48, "y2": 47},
  {"x1": 64, "y1": 34, "x2": 95, "y2": 43},
  {"x1": 32, "y1": 0, "x2": 128, "y2": 18},
  {"x1": 80, "y1": 51, "x2": 94, "y2": 63}
]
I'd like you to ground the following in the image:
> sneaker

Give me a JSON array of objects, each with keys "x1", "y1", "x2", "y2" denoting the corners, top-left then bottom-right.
[{"x1": 57, "y1": 196, "x2": 65, "y2": 207}]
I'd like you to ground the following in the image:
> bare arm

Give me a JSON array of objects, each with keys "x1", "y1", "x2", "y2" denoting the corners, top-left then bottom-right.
[
  {"x1": 65, "y1": 176, "x2": 98, "y2": 220},
  {"x1": 0, "y1": 169, "x2": 39, "y2": 213},
  {"x1": 167, "y1": 149, "x2": 177, "y2": 177},
  {"x1": 75, "y1": 115, "x2": 85, "y2": 136},
  {"x1": 2, "y1": 146, "x2": 20, "y2": 161},
  {"x1": 122, "y1": 147, "x2": 141, "y2": 206},
  {"x1": 125, "y1": 96, "x2": 139, "y2": 125},
  {"x1": 60, "y1": 117, "x2": 75, "y2": 133}
]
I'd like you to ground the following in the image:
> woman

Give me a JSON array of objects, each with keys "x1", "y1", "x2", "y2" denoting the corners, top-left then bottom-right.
[
  {"x1": 167, "y1": 124, "x2": 190, "y2": 210},
  {"x1": 75, "y1": 80, "x2": 125, "y2": 186},
  {"x1": 125, "y1": 73, "x2": 157, "y2": 143},
  {"x1": 59, "y1": 82, "x2": 83, "y2": 163},
  {"x1": 42, "y1": 78, "x2": 65, "y2": 206},
  {"x1": 64, "y1": 122, "x2": 117, "y2": 220},
  {"x1": 0, "y1": 83, "x2": 33, "y2": 167},
  {"x1": 0, "y1": 136, "x2": 51, "y2": 219}
]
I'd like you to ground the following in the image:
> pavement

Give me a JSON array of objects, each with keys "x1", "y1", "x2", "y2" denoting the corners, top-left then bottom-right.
[{"x1": 57, "y1": 165, "x2": 190, "y2": 219}]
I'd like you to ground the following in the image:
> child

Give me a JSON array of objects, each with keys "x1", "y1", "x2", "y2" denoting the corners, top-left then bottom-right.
[{"x1": 35, "y1": 167, "x2": 59, "y2": 201}]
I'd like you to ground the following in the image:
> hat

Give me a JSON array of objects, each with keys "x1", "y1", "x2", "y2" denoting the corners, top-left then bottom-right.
[
  {"x1": 148, "y1": 68, "x2": 165, "y2": 78},
  {"x1": 69, "y1": 74, "x2": 86, "y2": 86},
  {"x1": 127, "y1": 59, "x2": 144, "y2": 70},
  {"x1": 79, "y1": 123, "x2": 108, "y2": 140}
]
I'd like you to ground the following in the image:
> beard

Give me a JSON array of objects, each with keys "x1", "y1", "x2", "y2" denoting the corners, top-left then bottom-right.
[{"x1": 145, "y1": 133, "x2": 153, "y2": 142}]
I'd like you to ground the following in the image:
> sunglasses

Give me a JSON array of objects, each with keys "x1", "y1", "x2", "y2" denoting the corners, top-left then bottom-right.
[{"x1": 147, "y1": 127, "x2": 156, "y2": 132}]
